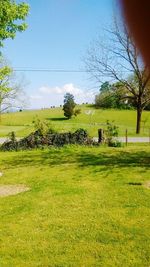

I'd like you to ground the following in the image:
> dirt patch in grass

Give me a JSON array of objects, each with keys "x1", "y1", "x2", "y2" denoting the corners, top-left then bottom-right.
[
  {"x1": 144, "y1": 181, "x2": 150, "y2": 189},
  {"x1": 0, "y1": 185, "x2": 30, "y2": 197}
]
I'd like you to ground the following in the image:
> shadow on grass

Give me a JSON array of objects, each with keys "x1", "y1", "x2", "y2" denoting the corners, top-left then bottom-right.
[
  {"x1": 127, "y1": 182, "x2": 142, "y2": 186},
  {"x1": 46, "y1": 117, "x2": 68, "y2": 121},
  {"x1": 1, "y1": 148, "x2": 150, "y2": 174},
  {"x1": 76, "y1": 150, "x2": 150, "y2": 174}
]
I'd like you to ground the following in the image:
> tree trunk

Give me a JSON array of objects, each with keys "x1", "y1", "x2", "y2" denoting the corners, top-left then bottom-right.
[
  {"x1": 0, "y1": 103, "x2": 1, "y2": 124},
  {"x1": 136, "y1": 106, "x2": 142, "y2": 134}
]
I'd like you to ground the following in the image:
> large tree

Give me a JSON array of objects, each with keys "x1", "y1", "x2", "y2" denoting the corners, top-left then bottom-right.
[
  {"x1": 63, "y1": 93, "x2": 76, "y2": 119},
  {"x1": 0, "y1": 57, "x2": 26, "y2": 120},
  {"x1": 0, "y1": 0, "x2": 29, "y2": 47},
  {"x1": 85, "y1": 19, "x2": 150, "y2": 134},
  {"x1": 63, "y1": 93, "x2": 77, "y2": 119},
  {"x1": 0, "y1": 0, "x2": 29, "y2": 120}
]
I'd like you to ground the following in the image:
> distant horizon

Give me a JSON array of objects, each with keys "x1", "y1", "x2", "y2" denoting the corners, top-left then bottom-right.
[{"x1": 5, "y1": 102, "x2": 94, "y2": 113}]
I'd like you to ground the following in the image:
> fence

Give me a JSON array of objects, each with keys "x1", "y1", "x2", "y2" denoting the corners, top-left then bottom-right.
[{"x1": 98, "y1": 128, "x2": 150, "y2": 145}]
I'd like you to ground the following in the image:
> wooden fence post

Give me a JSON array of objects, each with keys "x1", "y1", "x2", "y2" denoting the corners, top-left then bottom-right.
[
  {"x1": 98, "y1": 129, "x2": 104, "y2": 144},
  {"x1": 125, "y1": 129, "x2": 128, "y2": 146}
]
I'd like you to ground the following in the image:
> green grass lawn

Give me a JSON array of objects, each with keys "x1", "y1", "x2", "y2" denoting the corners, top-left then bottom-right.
[
  {"x1": 0, "y1": 145, "x2": 150, "y2": 266},
  {"x1": 0, "y1": 105, "x2": 150, "y2": 137}
]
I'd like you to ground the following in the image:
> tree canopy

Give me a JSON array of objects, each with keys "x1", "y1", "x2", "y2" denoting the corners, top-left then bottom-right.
[
  {"x1": 0, "y1": 0, "x2": 29, "y2": 47},
  {"x1": 0, "y1": 56, "x2": 26, "y2": 118},
  {"x1": 95, "y1": 81, "x2": 132, "y2": 109},
  {"x1": 63, "y1": 93, "x2": 76, "y2": 119},
  {"x1": 63, "y1": 93, "x2": 81, "y2": 119}
]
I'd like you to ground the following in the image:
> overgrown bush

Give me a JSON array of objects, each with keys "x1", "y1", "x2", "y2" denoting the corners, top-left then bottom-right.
[
  {"x1": 104, "y1": 120, "x2": 122, "y2": 147},
  {"x1": 107, "y1": 139, "x2": 122, "y2": 147},
  {"x1": 32, "y1": 116, "x2": 56, "y2": 135},
  {"x1": 1, "y1": 128, "x2": 91, "y2": 151},
  {"x1": 1, "y1": 131, "x2": 18, "y2": 151}
]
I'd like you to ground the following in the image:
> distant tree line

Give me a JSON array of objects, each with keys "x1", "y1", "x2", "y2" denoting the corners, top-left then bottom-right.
[{"x1": 95, "y1": 80, "x2": 150, "y2": 110}]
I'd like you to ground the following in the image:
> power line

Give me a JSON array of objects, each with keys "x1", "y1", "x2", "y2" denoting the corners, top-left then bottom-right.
[
  {"x1": 13, "y1": 68, "x2": 132, "y2": 73},
  {"x1": 13, "y1": 68, "x2": 89, "y2": 73}
]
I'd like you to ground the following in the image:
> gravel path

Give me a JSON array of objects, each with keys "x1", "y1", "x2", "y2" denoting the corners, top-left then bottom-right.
[
  {"x1": 93, "y1": 137, "x2": 150, "y2": 143},
  {"x1": 117, "y1": 137, "x2": 150, "y2": 143}
]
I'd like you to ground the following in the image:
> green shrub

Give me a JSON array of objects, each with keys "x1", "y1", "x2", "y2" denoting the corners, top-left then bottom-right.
[
  {"x1": 104, "y1": 120, "x2": 122, "y2": 147},
  {"x1": 32, "y1": 116, "x2": 56, "y2": 135},
  {"x1": 108, "y1": 140, "x2": 122, "y2": 147}
]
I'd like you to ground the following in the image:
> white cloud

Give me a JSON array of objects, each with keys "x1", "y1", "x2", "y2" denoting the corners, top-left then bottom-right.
[
  {"x1": 39, "y1": 83, "x2": 83, "y2": 96},
  {"x1": 29, "y1": 83, "x2": 95, "y2": 109},
  {"x1": 30, "y1": 94, "x2": 43, "y2": 100}
]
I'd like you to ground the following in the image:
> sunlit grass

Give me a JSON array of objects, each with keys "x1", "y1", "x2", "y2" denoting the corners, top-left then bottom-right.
[
  {"x1": 0, "y1": 145, "x2": 150, "y2": 266},
  {"x1": 0, "y1": 105, "x2": 150, "y2": 137}
]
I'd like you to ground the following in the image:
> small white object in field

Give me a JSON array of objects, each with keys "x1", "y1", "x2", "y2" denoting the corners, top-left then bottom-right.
[
  {"x1": 0, "y1": 172, "x2": 3, "y2": 177},
  {"x1": 85, "y1": 110, "x2": 95, "y2": 115}
]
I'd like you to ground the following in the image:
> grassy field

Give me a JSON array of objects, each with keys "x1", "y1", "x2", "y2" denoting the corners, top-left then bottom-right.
[
  {"x1": 0, "y1": 105, "x2": 150, "y2": 138},
  {"x1": 0, "y1": 145, "x2": 150, "y2": 266}
]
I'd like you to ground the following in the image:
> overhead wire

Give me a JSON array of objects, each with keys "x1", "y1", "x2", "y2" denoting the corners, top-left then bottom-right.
[{"x1": 13, "y1": 68, "x2": 89, "y2": 73}]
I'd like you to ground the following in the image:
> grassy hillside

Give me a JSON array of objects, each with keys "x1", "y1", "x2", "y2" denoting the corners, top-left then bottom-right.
[
  {"x1": 0, "y1": 145, "x2": 150, "y2": 266},
  {"x1": 0, "y1": 105, "x2": 150, "y2": 137}
]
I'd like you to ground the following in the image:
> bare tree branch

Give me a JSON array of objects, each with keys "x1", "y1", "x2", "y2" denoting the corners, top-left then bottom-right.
[{"x1": 84, "y1": 17, "x2": 150, "y2": 133}]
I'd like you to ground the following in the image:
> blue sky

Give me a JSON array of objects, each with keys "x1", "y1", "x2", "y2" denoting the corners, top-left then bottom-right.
[{"x1": 3, "y1": 0, "x2": 114, "y2": 109}]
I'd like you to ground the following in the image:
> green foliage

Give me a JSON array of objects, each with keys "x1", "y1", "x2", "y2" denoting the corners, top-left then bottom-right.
[
  {"x1": 74, "y1": 108, "x2": 81, "y2": 117},
  {"x1": 105, "y1": 120, "x2": 119, "y2": 138},
  {"x1": 95, "y1": 91, "x2": 116, "y2": 108},
  {"x1": 0, "y1": 0, "x2": 29, "y2": 47},
  {"x1": 0, "y1": 65, "x2": 13, "y2": 95},
  {"x1": 63, "y1": 93, "x2": 76, "y2": 119},
  {"x1": 0, "y1": 65, "x2": 12, "y2": 81},
  {"x1": 32, "y1": 116, "x2": 56, "y2": 135},
  {"x1": 8, "y1": 131, "x2": 16, "y2": 142},
  {"x1": 96, "y1": 81, "x2": 134, "y2": 110},
  {"x1": 105, "y1": 120, "x2": 122, "y2": 147},
  {"x1": 0, "y1": 57, "x2": 24, "y2": 114},
  {"x1": 100, "y1": 81, "x2": 111, "y2": 93}
]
